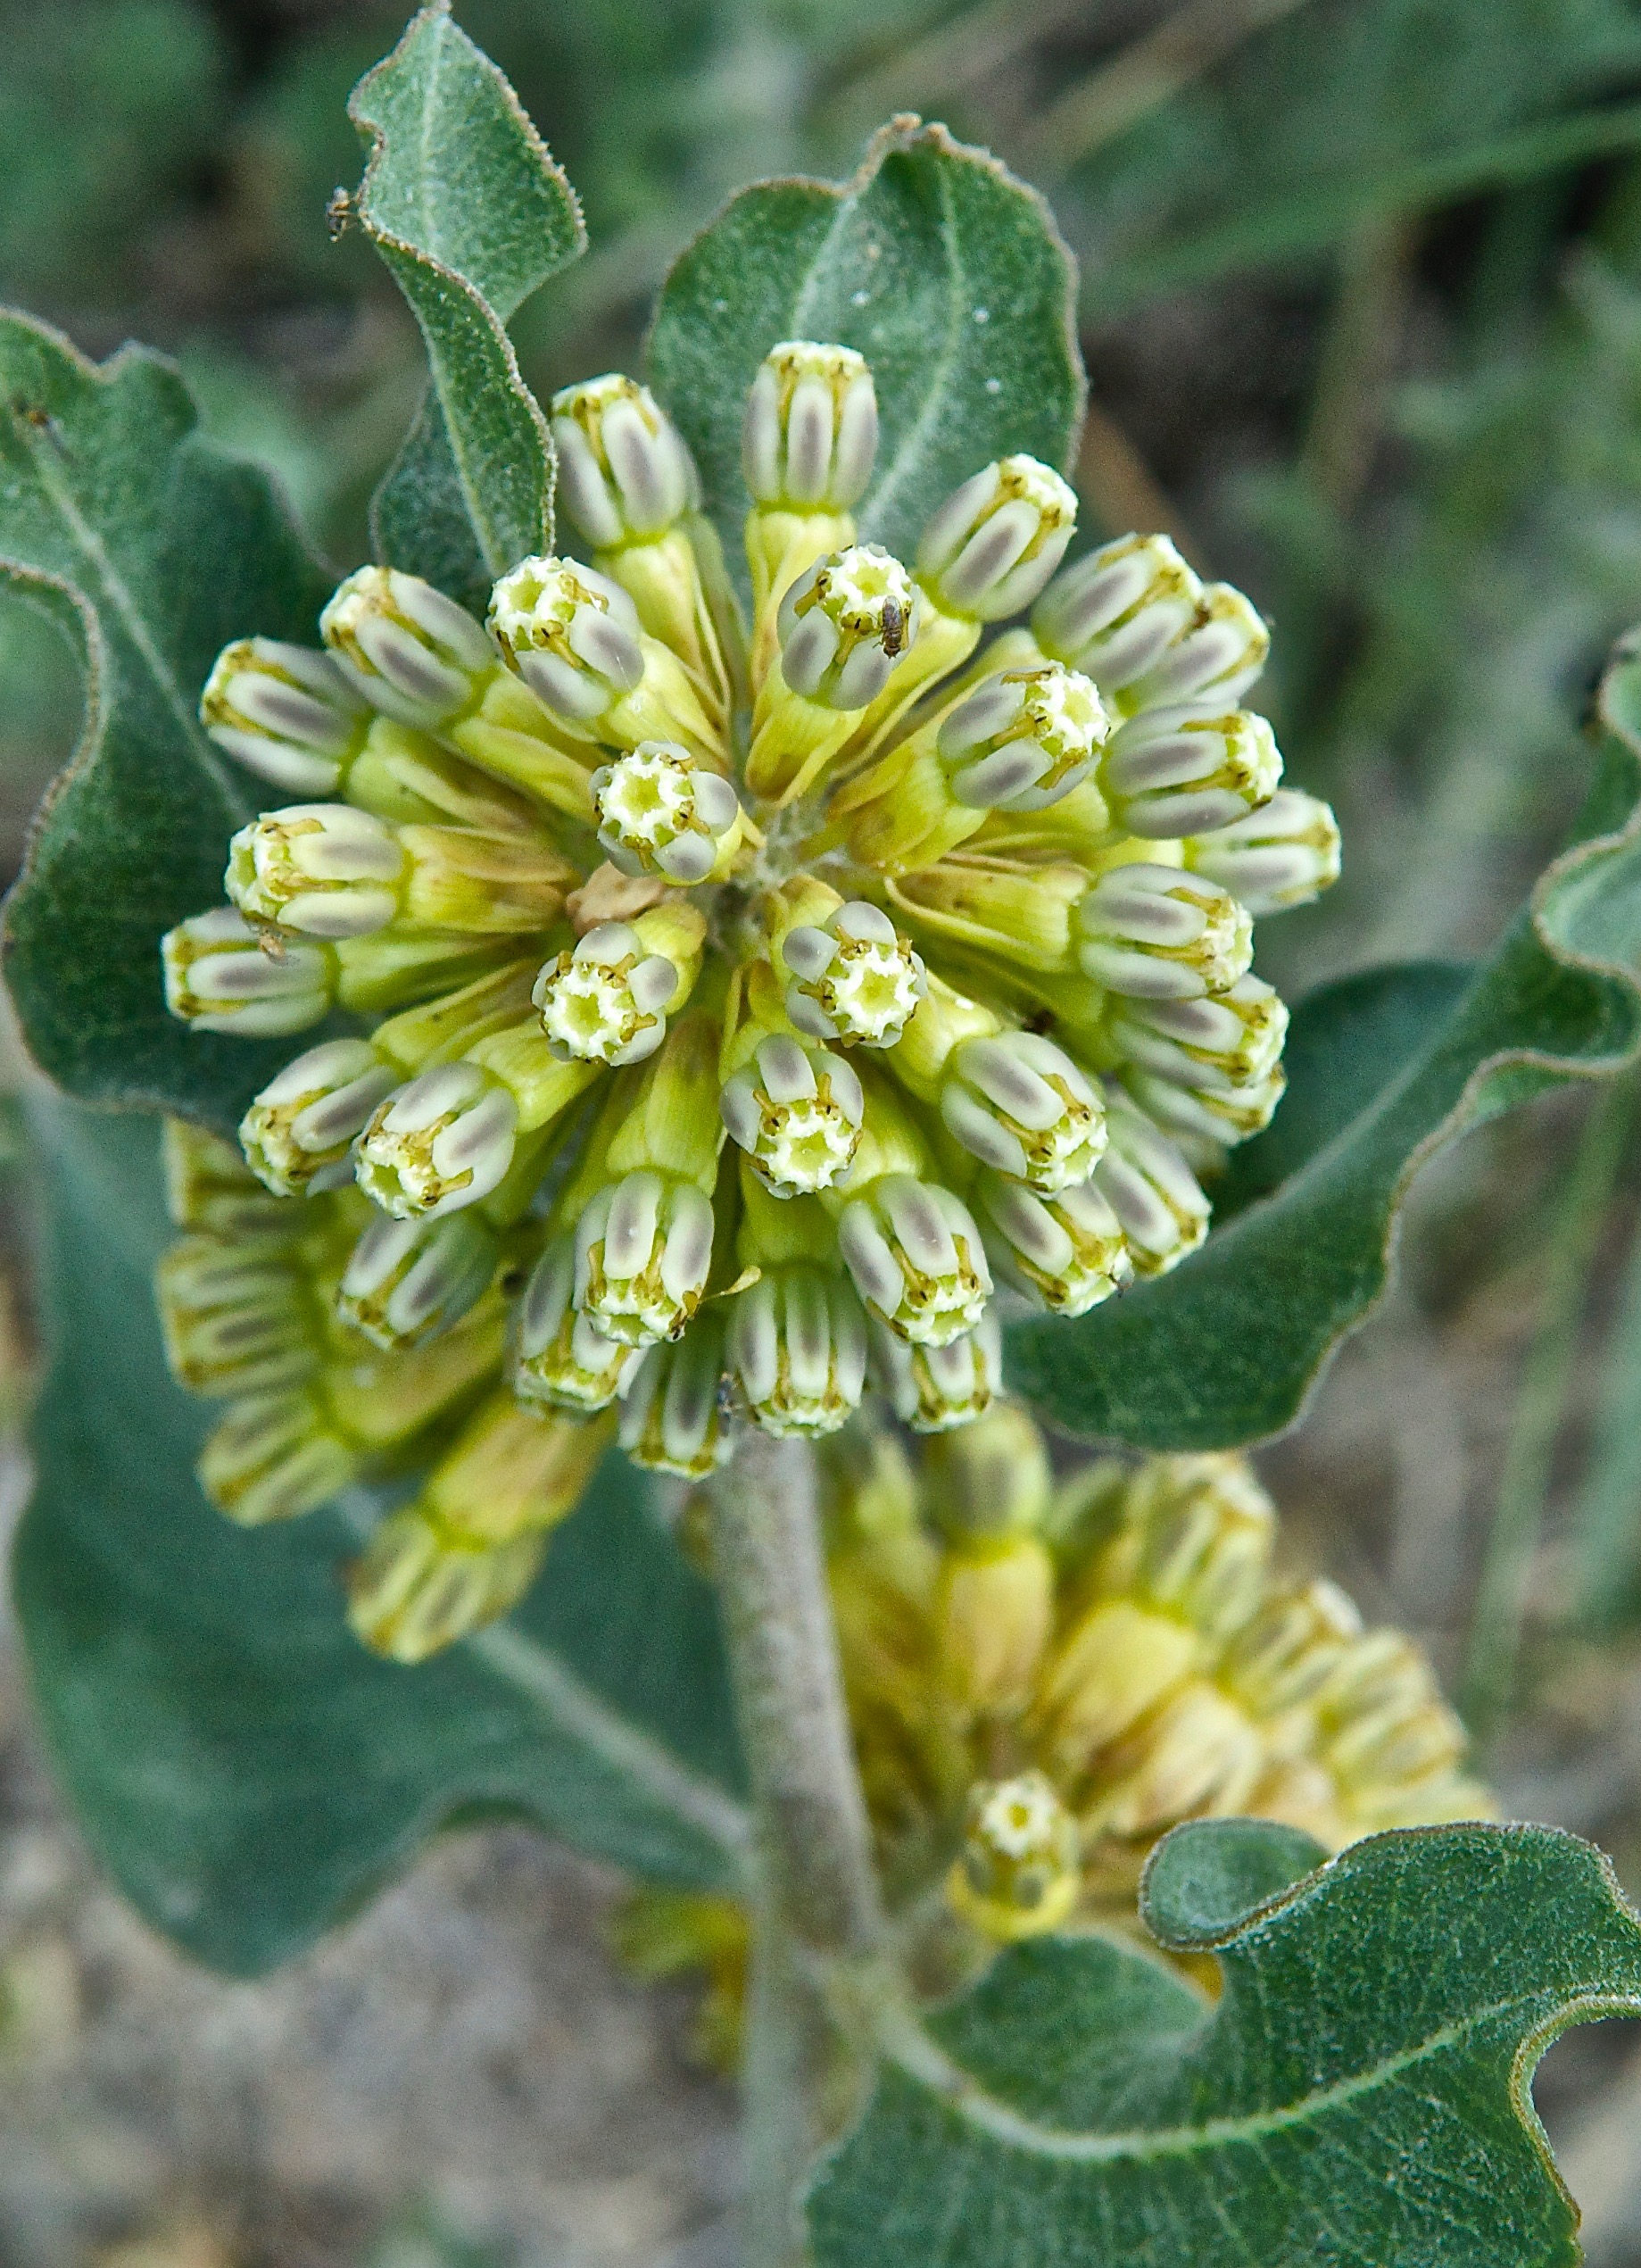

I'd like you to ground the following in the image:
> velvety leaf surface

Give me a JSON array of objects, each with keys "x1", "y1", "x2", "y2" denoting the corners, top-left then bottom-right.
[
  {"x1": 12, "y1": 1100, "x2": 749, "y2": 1975},
  {"x1": 810, "y1": 1823, "x2": 1641, "y2": 2268},
  {"x1": 1007, "y1": 641, "x2": 1641, "y2": 1448},
  {"x1": 0, "y1": 315, "x2": 334, "y2": 1126},
  {"x1": 351, "y1": 0, "x2": 585, "y2": 591},
  {"x1": 1139, "y1": 1816, "x2": 1327, "y2": 1943},
  {"x1": 647, "y1": 118, "x2": 1085, "y2": 571}
]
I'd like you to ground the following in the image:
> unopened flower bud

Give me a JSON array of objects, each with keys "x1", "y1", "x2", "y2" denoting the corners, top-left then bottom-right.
[
  {"x1": 940, "y1": 1032, "x2": 1104, "y2": 1192},
  {"x1": 487, "y1": 554, "x2": 643, "y2": 723},
  {"x1": 163, "y1": 1119, "x2": 303, "y2": 1242},
  {"x1": 782, "y1": 901, "x2": 925, "y2": 1048},
  {"x1": 226, "y1": 802, "x2": 405, "y2": 940},
  {"x1": 742, "y1": 340, "x2": 878, "y2": 510},
  {"x1": 1032, "y1": 532, "x2": 1202, "y2": 687},
  {"x1": 197, "y1": 1390, "x2": 360, "y2": 1526},
  {"x1": 619, "y1": 1312, "x2": 734, "y2": 1477},
  {"x1": 514, "y1": 1237, "x2": 641, "y2": 1411},
  {"x1": 1319, "y1": 1631, "x2": 1471, "y2": 1799},
  {"x1": 155, "y1": 1237, "x2": 318, "y2": 1398},
  {"x1": 867, "y1": 1309, "x2": 1002, "y2": 1432},
  {"x1": 356, "y1": 1061, "x2": 519, "y2": 1219},
  {"x1": 948, "y1": 1771, "x2": 1081, "y2": 1940},
  {"x1": 351, "y1": 1395, "x2": 609, "y2": 1655},
  {"x1": 1186, "y1": 787, "x2": 1342, "y2": 914},
  {"x1": 336, "y1": 1209, "x2": 499, "y2": 1349},
  {"x1": 974, "y1": 1171, "x2": 1131, "y2": 1316},
  {"x1": 837, "y1": 1175, "x2": 991, "y2": 1346},
  {"x1": 925, "y1": 1402, "x2": 1052, "y2": 1540},
  {"x1": 1101, "y1": 705, "x2": 1281, "y2": 838},
  {"x1": 200, "y1": 637, "x2": 368, "y2": 793},
  {"x1": 552, "y1": 373, "x2": 696, "y2": 546},
  {"x1": 1092, "y1": 1093, "x2": 1210, "y2": 1275},
  {"x1": 917, "y1": 454, "x2": 1077, "y2": 621},
  {"x1": 1110, "y1": 975, "x2": 1289, "y2": 1092},
  {"x1": 161, "y1": 908, "x2": 334, "y2": 1035},
  {"x1": 937, "y1": 663, "x2": 1110, "y2": 810},
  {"x1": 533, "y1": 921, "x2": 686, "y2": 1068},
  {"x1": 1116, "y1": 1455, "x2": 1275, "y2": 1639},
  {"x1": 592, "y1": 742, "x2": 742, "y2": 883},
  {"x1": 1074, "y1": 862, "x2": 1253, "y2": 1001},
  {"x1": 720, "y1": 1035, "x2": 864, "y2": 1194},
  {"x1": 775, "y1": 545, "x2": 918, "y2": 710},
  {"x1": 348, "y1": 1508, "x2": 548, "y2": 1663},
  {"x1": 890, "y1": 856, "x2": 1089, "y2": 974},
  {"x1": 576, "y1": 1169, "x2": 717, "y2": 1346},
  {"x1": 1130, "y1": 582, "x2": 1270, "y2": 710},
  {"x1": 239, "y1": 1037, "x2": 400, "y2": 1196},
  {"x1": 728, "y1": 1266, "x2": 868, "y2": 1437},
  {"x1": 1225, "y1": 1578, "x2": 1362, "y2": 1718},
  {"x1": 1123, "y1": 1063, "x2": 1285, "y2": 1151},
  {"x1": 320, "y1": 565, "x2": 496, "y2": 727}
]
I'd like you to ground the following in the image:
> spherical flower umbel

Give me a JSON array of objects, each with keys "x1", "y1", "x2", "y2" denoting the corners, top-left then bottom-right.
[{"x1": 158, "y1": 335, "x2": 1339, "y2": 1655}]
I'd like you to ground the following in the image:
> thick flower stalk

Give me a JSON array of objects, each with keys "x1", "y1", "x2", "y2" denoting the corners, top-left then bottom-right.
[
  {"x1": 823, "y1": 1407, "x2": 1492, "y2": 1942},
  {"x1": 156, "y1": 343, "x2": 1338, "y2": 1652},
  {"x1": 612, "y1": 1402, "x2": 1490, "y2": 2049}
]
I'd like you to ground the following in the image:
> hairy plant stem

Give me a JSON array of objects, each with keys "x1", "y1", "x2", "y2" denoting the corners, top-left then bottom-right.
[{"x1": 709, "y1": 1430, "x2": 885, "y2": 2266}]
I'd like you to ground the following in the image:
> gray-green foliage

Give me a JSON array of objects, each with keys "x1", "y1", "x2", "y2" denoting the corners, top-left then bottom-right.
[
  {"x1": 811, "y1": 1821, "x2": 1641, "y2": 2268},
  {"x1": 352, "y1": 0, "x2": 585, "y2": 608},
  {"x1": 1008, "y1": 645, "x2": 1641, "y2": 1444},
  {"x1": 648, "y1": 116, "x2": 1085, "y2": 570},
  {"x1": 16, "y1": 1099, "x2": 748, "y2": 1974},
  {"x1": 7, "y1": 7, "x2": 1641, "y2": 2252},
  {"x1": 0, "y1": 319, "x2": 332, "y2": 1121}
]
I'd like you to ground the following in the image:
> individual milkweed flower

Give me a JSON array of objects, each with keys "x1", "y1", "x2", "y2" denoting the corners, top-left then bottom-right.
[
  {"x1": 161, "y1": 327, "x2": 1337, "y2": 1539},
  {"x1": 618, "y1": 1309, "x2": 736, "y2": 1477},
  {"x1": 823, "y1": 1408, "x2": 1495, "y2": 1949}
]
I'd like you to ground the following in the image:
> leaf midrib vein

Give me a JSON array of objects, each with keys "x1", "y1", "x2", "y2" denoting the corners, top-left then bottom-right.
[
  {"x1": 333, "y1": 1489, "x2": 750, "y2": 1872},
  {"x1": 863, "y1": 162, "x2": 969, "y2": 539},
  {"x1": 881, "y1": 1992, "x2": 1533, "y2": 2164},
  {"x1": 468, "y1": 1621, "x2": 753, "y2": 1871}
]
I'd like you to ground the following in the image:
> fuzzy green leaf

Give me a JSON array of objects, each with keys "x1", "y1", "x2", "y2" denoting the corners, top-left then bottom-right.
[
  {"x1": 1007, "y1": 635, "x2": 1641, "y2": 1448},
  {"x1": 12, "y1": 1101, "x2": 749, "y2": 1975},
  {"x1": 647, "y1": 117, "x2": 1085, "y2": 571},
  {"x1": 811, "y1": 1822, "x2": 1641, "y2": 2268},
  {"x1": 351, "y1": 1, "x2": 585, "y2": 599},
  {"x1": 0, "y1": 315, "x2": 333, "y2": 1125}
]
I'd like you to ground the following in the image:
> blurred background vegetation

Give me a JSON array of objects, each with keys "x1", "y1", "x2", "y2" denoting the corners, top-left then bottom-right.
[{"x1": 11, "y1": 0, "x2": 1641, "y2": 2260}]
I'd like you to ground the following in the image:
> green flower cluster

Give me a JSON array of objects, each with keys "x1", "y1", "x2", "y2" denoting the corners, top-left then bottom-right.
[{"x1": 156, "y1": 343, "x2": 1338, "y2": 1655}]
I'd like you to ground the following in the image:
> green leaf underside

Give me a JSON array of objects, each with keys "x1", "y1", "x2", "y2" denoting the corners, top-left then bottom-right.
[
  {"x1": 1007, "y1": 652, "x2": 1641, "y2": 1450},
  {"x1": 352, "y1": 0, "x2": 584, "y2": 597},
  {"x1": 0, "y1": 313, "x2": 334, "y2": 1125},
  {"x1": 1073, "y1": 0, "x2": 1641, "y2": 315},
  {"x1": 12, "y1": 1101, "x2": 748, "y2": 1976},
  {"x1": 810, "y1": 1823, "x2": 1641, "y2": 2268},
  {"x1": 646, "y1": 119, "x2": 1086, "y2": 577}
]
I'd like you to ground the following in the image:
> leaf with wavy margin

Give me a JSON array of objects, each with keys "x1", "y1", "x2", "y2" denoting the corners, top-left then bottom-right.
[
  {"x1": 810, "y1": 1821, "x2": 1641, "y2": 2268},
  {"x1": 0, "y1": 315, "x2": 333, "y2": 1125},
  {"x1": 647, "y1": 117, "x2": 1085, "y2": 575},
  {"x1": 12, "y1": 1101, "x2": 749, "y2": 1975},
  {"x1": 1007, "y1": 632, "x2": 1641, "y2": 1449},
  {"x1": 351, "y1": 1, "x2": 585, "y2": 607}
]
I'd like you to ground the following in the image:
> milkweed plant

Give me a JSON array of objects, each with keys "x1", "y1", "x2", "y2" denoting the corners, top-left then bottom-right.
[{"x1": 11, "y1": 10, "x2": 1641, "y2": 2267}]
